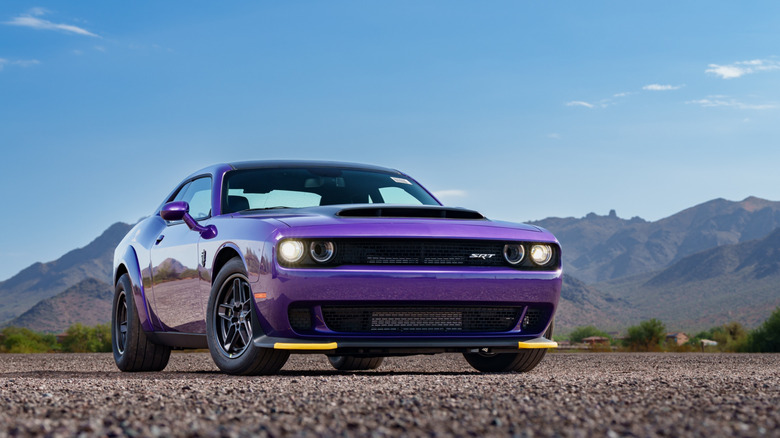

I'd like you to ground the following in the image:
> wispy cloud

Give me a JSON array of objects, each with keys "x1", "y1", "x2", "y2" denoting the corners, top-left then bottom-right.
[
  {"x1": 4, "y1": 11, "x2": 99, "y2": 37},
  {"x1": 706, "y1": 59, "x2": 780, "y2": 79},
  {"x1": 642, "y1": 84, "x2": 683, "y2": 91},
  {"x1": 0, "y1": 58, "x2": 40, "y2": 71},
  {"x1": 433, "y1": 190, "x2": 468, "y2": 199},
  {"x1": 547, "y1": 133, "x2": 561, "y2": 140},
  {"x1": 565, "y1": 101, "x2": 595, "y2": 109},
  {"x1": 686, "y1": 97, "x2": 776, "y2": 110}
]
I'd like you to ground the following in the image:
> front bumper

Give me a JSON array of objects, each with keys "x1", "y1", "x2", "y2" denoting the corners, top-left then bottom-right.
[{"x1": 253, "y1": 334, "x2": 558, "y2": 355}]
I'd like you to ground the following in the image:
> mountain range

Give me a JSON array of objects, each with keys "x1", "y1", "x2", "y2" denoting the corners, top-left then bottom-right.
[{"x1": 1, "y1": 196, "x2": 778, "y2": 334}]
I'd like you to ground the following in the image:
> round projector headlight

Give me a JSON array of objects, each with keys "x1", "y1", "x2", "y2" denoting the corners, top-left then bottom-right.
[
  {"x1": 279, "y1": 240, "x2": 304, "y2": 263},
  {"x1": 503, "y1": 243, "x2": 525, "y2": 265},
  {"x1": 530, "y1": 244, "x2": 553, "y2": 266},
  {"x1": 310, "y1": 241, "x2": 335, "y2": 263}
]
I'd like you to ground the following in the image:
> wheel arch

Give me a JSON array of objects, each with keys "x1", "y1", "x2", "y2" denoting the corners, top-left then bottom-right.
[
  {"x1": 211, "y1": 243, "x2": 244, "y2": 284},
  {"x1": 115, "y1": 245, "x2": 155, "y2": 332}
]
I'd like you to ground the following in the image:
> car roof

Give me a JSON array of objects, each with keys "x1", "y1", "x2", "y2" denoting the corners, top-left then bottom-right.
[{"x1": 227, "y1": 160, "x2": 402, "y2": 174}]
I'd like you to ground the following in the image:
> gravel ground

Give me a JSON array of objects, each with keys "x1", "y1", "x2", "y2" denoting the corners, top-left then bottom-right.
[{"x1": 0, "y1": 352, "x2": 778, "y2": 437}]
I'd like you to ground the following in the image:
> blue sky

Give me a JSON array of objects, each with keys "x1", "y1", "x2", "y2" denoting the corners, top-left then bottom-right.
[{"x1": 1, "y1": 1, "x2": 779, "y2": 280}]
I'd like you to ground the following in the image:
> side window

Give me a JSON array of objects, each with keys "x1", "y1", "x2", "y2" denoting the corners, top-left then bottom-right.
[
  {"x1": 182, "y1": 177, "x2": 212, "y2": 220},
  {"x1": 169, "y1": 177, "x2": 212, "y2": 221}
]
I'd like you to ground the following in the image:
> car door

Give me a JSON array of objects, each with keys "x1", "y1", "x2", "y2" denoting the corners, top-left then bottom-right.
[{"x1": 150, "y1": 176, "x2": 212, "y2": 333}]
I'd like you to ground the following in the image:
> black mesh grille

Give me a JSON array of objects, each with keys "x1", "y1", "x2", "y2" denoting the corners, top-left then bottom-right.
[
  {"x1": 321, "y1": 306, "x2": 522, "y2": 333},
  {"x1": 288, "y1": 308, "x2": 312, "y2": 331},
  {"x1": 337, "y1": 239, "x2": 506, "y2": 267},
  {"x1": 521, "y1": 308, "x2": 546, "y2": 333}
]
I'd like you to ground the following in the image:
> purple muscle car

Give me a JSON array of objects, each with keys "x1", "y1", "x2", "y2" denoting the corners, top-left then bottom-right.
[{"x1": 112, "y1": 161, "x2": 561, "y2": 375}]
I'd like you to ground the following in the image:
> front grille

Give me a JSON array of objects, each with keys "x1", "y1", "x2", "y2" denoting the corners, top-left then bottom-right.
[
  {"x1": 321, "y1": 306, "x2": 522, "y2": 333},
  {"x1": 337, "y1": 239, "x2": 506, "y2": 267},
  {"x1": 277, "y1": 238, "x2": 561, "y2": 270}
]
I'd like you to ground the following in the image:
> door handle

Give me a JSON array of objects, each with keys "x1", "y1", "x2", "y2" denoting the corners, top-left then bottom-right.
[{"x1": 156, "y1": 235, "x2": 165, "y2": 244}]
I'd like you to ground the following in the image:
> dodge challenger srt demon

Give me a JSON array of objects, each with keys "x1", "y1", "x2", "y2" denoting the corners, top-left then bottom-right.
[{"x1": 112, "y1": 161, "x2": 561, "y2": 375}]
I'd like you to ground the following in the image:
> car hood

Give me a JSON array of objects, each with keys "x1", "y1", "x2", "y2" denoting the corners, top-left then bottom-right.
[{"x1": 234, "y1": 205, "x2": 556, "y2": 243}]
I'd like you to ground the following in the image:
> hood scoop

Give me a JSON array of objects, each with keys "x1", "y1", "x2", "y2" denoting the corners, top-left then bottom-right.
[{"x1": 337, "y1": 206, "x2": 485, "y2": 220}]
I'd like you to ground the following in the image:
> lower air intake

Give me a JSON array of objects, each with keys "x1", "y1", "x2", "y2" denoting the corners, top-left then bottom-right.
[{"x1": 321, "y1": 306, "x2": 522, "y2": 334}]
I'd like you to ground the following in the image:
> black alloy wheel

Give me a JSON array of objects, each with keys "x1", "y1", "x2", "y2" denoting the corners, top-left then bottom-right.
[
  {"x1": 214, "y1": 275, "x2": 254, "y2": 358},
  {"x1": 206, "y1": 258, "x2": 289, "y2": 375}
]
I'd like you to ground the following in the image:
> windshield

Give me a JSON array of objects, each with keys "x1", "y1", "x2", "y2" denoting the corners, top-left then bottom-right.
[{"x1": 222, "y1": 167, "x2": 440, "y2": 213}]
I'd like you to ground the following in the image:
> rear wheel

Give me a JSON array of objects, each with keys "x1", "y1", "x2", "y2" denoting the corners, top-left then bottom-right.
[
  {"x1": 207, "y1": 258, "x2": 289, "y2": 375},
  {"x1": 112, "y1": 274, "x2": 171, "y2": 372},
  {"x1": 463, "y1": 321, "x2": 554, "y2": 373},
  {"x1": 328, "y1": 355, "x2": 384, "y2": 371}
]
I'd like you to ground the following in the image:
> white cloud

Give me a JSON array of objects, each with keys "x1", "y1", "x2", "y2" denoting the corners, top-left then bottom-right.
[
  {"x1": 565, "y1": 101, "x2": 594, "y2": 109},
  {"x1": 706, "y1": 59, "x2": 780, "y2": 79},
  {"x1": 643, "y1": 84, "x2": 682, "y2": 91},
  {"x1": 0, "y1": 58, "x2": 40, "y2": 71},
  {"x1": 613, "y1": 92, "x2": 632, "y2": 98},
  {"x1": 433, "y1": 190, "x2": 468, "y2": 199},
  {"x1": 28, "y1": 7, "x2": 49, "y2": 16},
  {"x1": 686, "y1": 97, "x2": 776, "y2": 110},
  {"x1": 548, "y1": 133, "x2": 561, "y2": 140},
  {"x1": 5, "y1": 15, "x2": 99, "y2": 37}
]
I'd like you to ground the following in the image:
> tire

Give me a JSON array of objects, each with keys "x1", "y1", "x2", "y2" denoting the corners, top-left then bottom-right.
[
  {"x1": 328, "y1": 355, "x2": 384, "y2": 371},
  {"x1": 112, "y1": 274, "x2": 171, "y2": 372},
  {"x1": 463, "y1": 320, "x2": 554, "y2": 373},
  {"x1": 206, "y1": 258, "x2": 289, "y2": 375}
]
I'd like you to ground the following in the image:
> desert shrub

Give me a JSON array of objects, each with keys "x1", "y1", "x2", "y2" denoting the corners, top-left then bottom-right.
[
  {"x1": 742, "y1": 307, "x2": 780, "y2": 352},
  {"x1": 60, "y1": 323, "x2": 112, "y2": 353},
  {"x1": 0, "y1": 327, "x2": 59, "y2": 353},
  {"x1": 568, "y1": 325, "x2": 611, "y2": 343},
  {"x1": 690, "y1": 321, "x2": 749, "y2": 352},
  {"x1": 624, "y1": 318, "x2": 666, "y2": 351}
]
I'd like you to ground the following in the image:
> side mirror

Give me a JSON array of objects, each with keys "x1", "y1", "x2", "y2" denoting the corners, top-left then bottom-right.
[
  {"x1": 160, "y1": 201, "x2": 218, "y2": 239},
  {"x1": 160, "y1": 201, "x2": 189, "y2": 221}
]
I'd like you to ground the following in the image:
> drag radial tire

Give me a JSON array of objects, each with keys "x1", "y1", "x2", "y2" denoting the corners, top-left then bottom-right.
[
  {"x1": 112, "y1": 274, "x2": 171, "y2": 372},
  {"x1": 328, "y1": 356, "x2": 384, "y2": 371},
  {"x1": 463, "y1": 321, "x2": 554, "y2": 373},
  {"x1": 206, "y1": 258, "x2": 289, "y2": 375}
]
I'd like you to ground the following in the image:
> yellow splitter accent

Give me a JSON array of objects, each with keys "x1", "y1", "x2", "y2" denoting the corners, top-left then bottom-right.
[
  {"x1": 274, "y1": 342, "x2": 338, "y2": 350},
  {"x1": 518, "y1": 338, "x2": 558, "y2": 349}
]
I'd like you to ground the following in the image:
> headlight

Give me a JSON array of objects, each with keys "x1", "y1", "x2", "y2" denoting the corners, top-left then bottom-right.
[
  {"x1": 503, "y1": 243, "x2": 525, "y2": 265},
  {"x1": 530, "y1": 244, "x2": 553, "y2": 266},
  {"x1": 279, "y1": 240, "x2": 304, "y2": 263},
  {"x1": 310, "y1": 241, "x2": 335, "y2": 263}
]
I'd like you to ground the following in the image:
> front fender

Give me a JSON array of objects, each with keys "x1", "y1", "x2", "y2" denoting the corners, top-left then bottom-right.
[{"x1": 117, "y1": 245, "x2": 155, "y2": 332}]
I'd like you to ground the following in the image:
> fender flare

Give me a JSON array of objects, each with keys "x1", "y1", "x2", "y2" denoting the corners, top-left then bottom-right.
[{"x1": 117, "y1": 245, "x2": 155, "y2": 332}]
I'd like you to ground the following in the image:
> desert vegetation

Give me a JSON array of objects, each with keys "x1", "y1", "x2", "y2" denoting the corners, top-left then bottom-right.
[{"x1": 0, "y1": 323, "x2": 111, "y2": 353}]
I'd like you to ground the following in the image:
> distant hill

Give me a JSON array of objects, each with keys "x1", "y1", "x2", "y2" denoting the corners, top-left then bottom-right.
[
  {"x1": 595, "y1": 228, "x2": 780, "y2": 331},
  {"x1": 0, "y1": 222, "x2": 132, "y2": 325},
  {"x1": 6, "y1": 278, "x2": 113, "y2": 333},
  {"x1": 532, "y1": 197, "x2": 780, "y2": 283},
  {"x1": 555, "y1": 275, "x2": 627, "y2": 331}
]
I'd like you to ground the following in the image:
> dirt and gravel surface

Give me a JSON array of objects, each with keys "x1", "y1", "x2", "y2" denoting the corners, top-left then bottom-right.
[{"x1": 0, "y1": 352, "x2": 778, "y2": 437}]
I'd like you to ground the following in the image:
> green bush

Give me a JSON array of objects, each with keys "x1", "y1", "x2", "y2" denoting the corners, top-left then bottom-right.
[
  {"x1": 742, "y1": 307, "x2": 780, "y2": 352},
  {"x1": 624, "y1": 318, "x2": 666, "y2": 351},
  {"x1": 0, "y1": 327, "x2": 59, "y2": 353},
  {"x1": 568, "y1": 325, "x2": 611, "y2": 343},
  {"x1": 690, "y1": 321, "x2": 748, "y2": 352},
  {"x1": 60, "y1": 323, "x2": 112, "y2": 353}
]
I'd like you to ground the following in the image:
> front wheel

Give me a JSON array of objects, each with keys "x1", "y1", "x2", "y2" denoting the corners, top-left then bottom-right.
[
  {"x1": 206, "y1": 258, "x2": 289, "y2": 375},
  {"x1": 463, "y1": 321, "x2": 554, "y2": 373}
]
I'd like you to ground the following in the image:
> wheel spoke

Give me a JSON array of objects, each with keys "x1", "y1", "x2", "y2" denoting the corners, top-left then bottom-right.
[
  {"x1": 238, "y1": 320, "x2": 251, "y2": 345},
  {"x1": 223, "y1": 325, "x2": 236, "y2": 352},
  {"x1": 231, "y1": 279, "x2": 241, "y2": 305}
]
